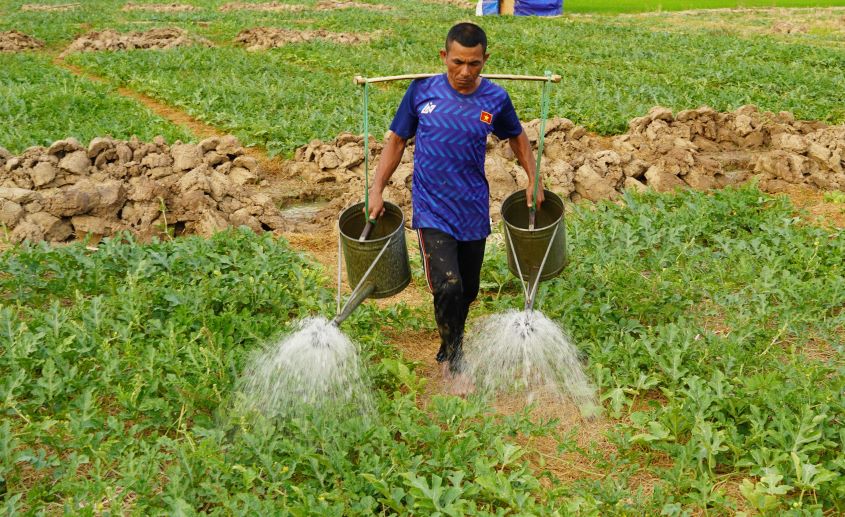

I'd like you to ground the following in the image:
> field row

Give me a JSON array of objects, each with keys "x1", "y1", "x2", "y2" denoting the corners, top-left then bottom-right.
[{"x1": 3, "y1": 3, "x2": 845, "y2": 154}]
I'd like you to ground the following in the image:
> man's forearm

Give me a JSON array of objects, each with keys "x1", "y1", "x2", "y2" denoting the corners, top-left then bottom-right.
[
  {"x1": 509, "y1": 131, "x2": 537, "y2": 181},
  {"x1": 371, "y1": 132, "x2": 407, "y2": 194}
]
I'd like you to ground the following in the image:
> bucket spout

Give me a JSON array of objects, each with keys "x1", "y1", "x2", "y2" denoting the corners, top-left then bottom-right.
[{"x1": 332, "y1": 282, "x2": 376, "y2": 326}]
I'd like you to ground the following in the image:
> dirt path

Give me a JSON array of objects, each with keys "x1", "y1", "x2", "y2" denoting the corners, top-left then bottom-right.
[{"x1": 54, "y1": 57, "x2": 223, "y2": 141}]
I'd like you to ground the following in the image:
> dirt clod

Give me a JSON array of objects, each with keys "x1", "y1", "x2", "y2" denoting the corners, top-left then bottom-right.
[
  {"x1": 772, "y1": 21, "x2": 808, "y2": 34},
  {"x1": 219, "y1": 1, "x2": 306, "y2": 12},
  {"x1": 282, "y1": 105, "x2": 845, "y2": 225},
  {"x1": 20, "y1": 3, "x2": 78, "y2": 11},
  {"x1": 220, "y1": 0, "x2": 390, "y2": 12},
  {"x1": 314, "y1": 0, "x2": 392, "y2": 10},
  {"x1": 1, "y1": 136, "x2": 289, "y2": 244},
  {"x1": 235, "y1": 27, "x2": 376, "y2": 51},
  {"x1": 61, "y1": 28, "x2": 211, "y2": 56},
  {"x1": 121, "y1": 3, "x2": 198, "y2": 12},
  {"x1": 0, "y1": 31, "x2": 45, "y2": 52}
]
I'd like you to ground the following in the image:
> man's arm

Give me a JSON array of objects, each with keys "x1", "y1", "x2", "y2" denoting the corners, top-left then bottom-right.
[
  {"x1": 508, "y1": 131, "x2": 544, "y2": 209},
  {"x1": 367, "y1": 131, "x2": 407, "y2": 220}
]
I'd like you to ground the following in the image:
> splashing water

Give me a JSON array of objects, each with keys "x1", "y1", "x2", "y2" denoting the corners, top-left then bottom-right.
[
  {"x1": 238, "y1": 317, "x2": 374, "y2": 419},
  {"x1": 463, "y1": 310, "x2": 599, "y2": 417}
]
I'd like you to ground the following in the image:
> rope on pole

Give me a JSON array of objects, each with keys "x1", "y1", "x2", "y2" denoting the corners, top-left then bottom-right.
[{"x1": 362, "y1": 81, "x2": 370, "y2": 220}]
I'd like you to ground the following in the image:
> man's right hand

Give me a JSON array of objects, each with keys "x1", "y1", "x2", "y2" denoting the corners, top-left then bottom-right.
[{"x1": 366, "y1": 189, "x2": 385, "y2": 221}]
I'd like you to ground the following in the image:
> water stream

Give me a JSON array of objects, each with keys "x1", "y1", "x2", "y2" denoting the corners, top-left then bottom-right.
[
  {"x1": 238, "y1": 317, "x2": 374, "y2": 419},
  {"x1": 464, "y1": 310, "x2": 599, "y2": 417}
]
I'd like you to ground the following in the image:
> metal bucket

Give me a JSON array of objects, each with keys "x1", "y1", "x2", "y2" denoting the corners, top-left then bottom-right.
[
  {"x1": 501, "y1": 189, "x2": 567, "y2": 283},
  {"x1": 338, "y1": 201, "x2": 411, "y2": 299}
]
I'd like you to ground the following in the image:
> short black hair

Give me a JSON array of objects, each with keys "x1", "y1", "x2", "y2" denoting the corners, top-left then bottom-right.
[{"x1": 445, "y1": 22, "x2": 487, "y2": 54}]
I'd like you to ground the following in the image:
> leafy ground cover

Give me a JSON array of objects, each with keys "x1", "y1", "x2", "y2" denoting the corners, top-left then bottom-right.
[
  {"x1": 476, "y1": 185, "x2": 845, "y2": 513},
  {"x1": 0, "y1": 53, "x2": 191, "y2": 153},
  {"x1": 563, "y1": 0, "x2": 845, "y2": 13},
  {"x1": 2, "y1": 187, "x2": 843, "y2": 513},
  {"x1": 65, "y1": 6, "x2": 845, "y2": 156},
  {"x1": 2, "y1": 0, "x2": 844, "y2": 154}
]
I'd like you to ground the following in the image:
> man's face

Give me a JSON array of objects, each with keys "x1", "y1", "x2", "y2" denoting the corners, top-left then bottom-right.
[{"x1": 440, "y1": 40, "x2": 489, "y2": 94}]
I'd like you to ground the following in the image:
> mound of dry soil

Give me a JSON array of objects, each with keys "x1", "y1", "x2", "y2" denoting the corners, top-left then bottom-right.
[
  {"x1": 315, "y1": 1, "x2": 391, "y2": 10},
  {"x1": 121, "y1": 2, "x2": 198, "y2": 12},
  {"x1": 419, "y1": 0, "x2": 474, "y2": 6},
  {"x1": 235, "y1": 27, "x2": 375, "y2": 50},
  {"x1": 219, "y1": 1, "x2": 306, "y2": 12},
  {"x1": 61, "y1": 28, "x2": 210, "y2": 56},
  {"x1": 220, "y1": 0, "x2": 390, "y2": 11},
  {"x1": 284, "y1": 105, "x2": 845, "y2": 222},
  {"x1": 772, "y1": 21, "x2": 808, "y2": 34},
  {"x1": 0, "y1": 136, "x2": 287, "y2": 243},
  {"x1": 0, "y1": 31, "x2": 45, "y2": 52},
  {"x1": 21, "y1": 3, "x2": 78, "y2": 11}
]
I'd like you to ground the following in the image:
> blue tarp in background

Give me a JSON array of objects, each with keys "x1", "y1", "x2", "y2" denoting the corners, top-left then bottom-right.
[{"x1": 478, "y1": 0, "x2": 563, "y2": 16}]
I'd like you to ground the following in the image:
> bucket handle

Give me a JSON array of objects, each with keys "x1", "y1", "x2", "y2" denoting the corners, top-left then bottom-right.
[
  {"x1": 525, "y1": 222, "x2": 559, "y2": 311},
  {"x1": 504, "y1": 223, "x2": 530, "y2": 302},
  {"x1": 505, "y1": 220, "x2": 560, "y2": 311}
]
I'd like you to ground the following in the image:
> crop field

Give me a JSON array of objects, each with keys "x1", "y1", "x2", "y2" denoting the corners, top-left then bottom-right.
[
  {"x1": 2, "y1": 0, "x2": 845, "y2": 514},
  {"x1": 2, "y1": 1, "x2": 845, "y2": 154}
]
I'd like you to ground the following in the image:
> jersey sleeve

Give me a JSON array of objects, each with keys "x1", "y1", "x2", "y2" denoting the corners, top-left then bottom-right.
[
  {"x1": 492, "y1": 94, "x2": 523, "y2": 140},
  {"x1": 389, "y1": 80, "x2": 419, "y2": 139}
]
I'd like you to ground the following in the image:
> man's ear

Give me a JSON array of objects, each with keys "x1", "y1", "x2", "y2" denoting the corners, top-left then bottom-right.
[
  {"x1": 439, "y1": 49, "x2": 447, "y2": 62},
  {"x1": 483, "y1": 52, "x2": 490, "y2": 63}
]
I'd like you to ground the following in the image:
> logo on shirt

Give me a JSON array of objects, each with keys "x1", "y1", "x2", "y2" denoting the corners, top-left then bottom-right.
[
  {"x1": 421, "y1": 102, "x2": 437, "y2": 115},
  {"x1": 480, "y1": 111, "x2": 493, "y2": 124}
]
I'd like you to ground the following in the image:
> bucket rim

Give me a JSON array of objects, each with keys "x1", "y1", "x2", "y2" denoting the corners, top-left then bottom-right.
[
  {"x1": 501, "y1": 189, "x2": 564, "y2": 232},
  {"x1": 337, "y1": 200, "x2": 406, "y2": 243}
]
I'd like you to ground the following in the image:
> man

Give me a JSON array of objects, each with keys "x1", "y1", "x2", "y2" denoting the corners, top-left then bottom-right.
[{"x1": 367, "y1": 22, "x2": 543, "y2": 395}]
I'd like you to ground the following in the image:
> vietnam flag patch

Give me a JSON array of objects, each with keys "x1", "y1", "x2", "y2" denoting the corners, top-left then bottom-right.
[{"x1": 480, "y1": 111, "x2": 493, "y2": 124}]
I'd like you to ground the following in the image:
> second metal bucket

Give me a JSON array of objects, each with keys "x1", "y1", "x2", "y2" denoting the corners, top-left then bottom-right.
[
  {"x1": 501, "y1": 189, "x2": 567, "y2": 282},
  {"x1": 338, "y1": 201, "x2": 411, "y2": 299}
]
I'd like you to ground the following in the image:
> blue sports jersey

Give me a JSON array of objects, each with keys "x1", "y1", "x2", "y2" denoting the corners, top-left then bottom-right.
[{"x1": 389, "y1": 74, "x2": 523, "y2": 241}]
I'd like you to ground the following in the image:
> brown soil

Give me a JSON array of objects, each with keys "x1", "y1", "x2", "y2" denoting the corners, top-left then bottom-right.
[
  {"x1": 779, "y1": 184, "x2": 845, "y2": 228},
  {"x1": 219, "y1": 0, "x2": 391, "y2": 12},
  {"x1": 281, "y1": 105, "x2": 845, "y2": 230},
  {"x1": 771, "y1": 20, "x2": 808, "y2": 34},
  {"x1": 314, "y1": 0, "x2": 392, "y2": 10},
  {"x1": 0, "y1": 135, "x2": 287, "y2": 243},
  {"x1": 0, "y1": 30, "x2": 45, "y2": 52},
  {"x1": 20, "y1": 2, "x2": 78, "y2": 11},
  {"x1": 234, "y1": 27, "x2": 378, "y2": 51},
  {"x1": 219, "y1": 1, "x2": 306, "y2": 12},
  {"x1": 419, "y1": 0, "x2": 474, "y2": 7},
  {"x1": 61, "y1": 28, "x2": 211, "y2": 56},
  {"x1": 121, "y1": 2, "x2": 198, "y2": 12}
]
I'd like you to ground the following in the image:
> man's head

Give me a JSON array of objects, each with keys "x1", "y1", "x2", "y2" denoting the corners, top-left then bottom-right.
[{"x1": 441, "y1": 23, "x2": 489, "y2": 94}]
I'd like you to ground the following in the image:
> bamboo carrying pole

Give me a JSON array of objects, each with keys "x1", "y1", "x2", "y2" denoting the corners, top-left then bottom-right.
[{"x1": 354, "y1": 73, "x2": 561, "y2": 85}]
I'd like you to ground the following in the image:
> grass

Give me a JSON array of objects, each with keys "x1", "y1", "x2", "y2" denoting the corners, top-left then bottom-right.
[
  {"x1": 0, "y1": 53, "x2": 192, "y2": 153},
  {"x1": 563, "y1": 0, "x2": 845, "y2": 13},
  {"x1": 60, "y1": 4, "x2": 845, "y2": 156},
  {"x1": 2, "y1": 1, "x2": 845, "y2": 154},
  {"x1": 2, "y1": 187, "x2": 843, "y2": 513}
]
